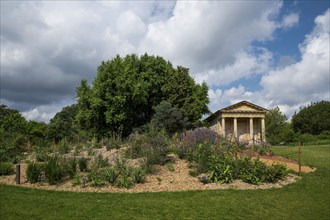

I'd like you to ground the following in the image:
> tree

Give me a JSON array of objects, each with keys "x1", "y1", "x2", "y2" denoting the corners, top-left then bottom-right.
[
  {"x1": 265, "y1": 107, "x2": 293, "y2": 145},
  {"x1": 292, "y1": 101, "x2": 330, "y2": 135},
  {"x1": 149, "y1": 101, "x2": 188, "y2": 135},
  {"x1": 76, "y1": 54, "x2": 209, "y2": 137},
  {"x1": 0, "y1": 105, "x2": 28, "y2": 162},
  {"x1": 47, "y1": 104, "x2": 79, "y2": 143}
]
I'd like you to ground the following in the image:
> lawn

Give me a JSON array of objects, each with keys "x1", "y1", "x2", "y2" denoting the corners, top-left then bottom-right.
[{"x1": 0, "y1": 144, "x2": 329, "y2": 220}]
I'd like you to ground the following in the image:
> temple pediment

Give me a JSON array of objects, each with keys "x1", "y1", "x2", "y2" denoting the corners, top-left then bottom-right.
[{"x1": 221, "y1": 101, "x2": 267, "y2": 113}]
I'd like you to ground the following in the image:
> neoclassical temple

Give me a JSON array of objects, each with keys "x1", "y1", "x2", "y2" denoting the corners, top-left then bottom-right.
[{"x1": 205, "y1": 101, "x2": 268, "y2": 143}]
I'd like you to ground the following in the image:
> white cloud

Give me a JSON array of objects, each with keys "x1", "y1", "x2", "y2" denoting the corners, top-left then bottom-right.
[
  {"x1": 261, "y1": 9, "x2": 330, "y2": 107},
  {"x1": 195, "y1": 48, "x2": 273, "y2": 86},
  {"x1": 281, "y1": 12, "x2": 299, "y2": 29},
  {"x1": 139, "y1": 1, "x2": 282, "y2": 72}
]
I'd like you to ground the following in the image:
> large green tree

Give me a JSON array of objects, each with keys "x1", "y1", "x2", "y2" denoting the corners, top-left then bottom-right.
[
  {"x1": 47, "y1": 104, "x2": 79, "y2": 143},
  {"x1": 76, "y1": 54, "x2": 209, "y2": 137},
  {"x1": 265, "y1": 107, "x2": 294, "y2": 145},
  {"x1": 292, "y1": 101, "x2": 330, "y2": 135}
]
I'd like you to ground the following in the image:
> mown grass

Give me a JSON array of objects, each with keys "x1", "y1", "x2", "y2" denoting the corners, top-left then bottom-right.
[{"x1": 0, "y1": 144, "x2": 329, "y2": 220}]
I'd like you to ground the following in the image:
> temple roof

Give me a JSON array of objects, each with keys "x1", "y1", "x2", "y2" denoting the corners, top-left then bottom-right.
[{"x1": 205, "y1": 101, "x2": 268, "y2": 122}]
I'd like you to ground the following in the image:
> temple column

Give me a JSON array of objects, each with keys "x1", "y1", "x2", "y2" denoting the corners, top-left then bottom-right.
[
  {"x1": 222, "y1": 117, "x2": 226, "y2": 137},
  {"x1": 250, "y1": 118, "x2": 254, "y2": 141},
  {"x1": 261, "y1": 118, "x2": 266, "y2": 142},
  {"x1": 233, "y1": 118, "x2": 238, "y2": 138}
]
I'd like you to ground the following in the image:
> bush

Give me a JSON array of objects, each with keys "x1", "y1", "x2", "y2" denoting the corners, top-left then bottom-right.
[
  {"x1": 127, "y1": 131, "x2": 169, "y2": 166},
  {"x1": 44, "y1": 155, "x2": 64, "y2": 185},
  {"x1": 0, "y1": 162, "x2": 14, "y2": 176},
  {"x1": 102, "y1": 166, "x2": 118, "y2": 184},
  {"x1": 71, "y1": 175, "x2": 81, "y2": 186},
  {"x1": 88, "y1": 169, "x2": 106, "y2": 187},
  {"x1": 62, "y1": 156, "x2": 77, "y2": 179},
  {"x1": 33, "y1": 146, "x2": 49, "y2": 162},
  {"x1": 188, "y1": 143, "x2": 214, "y2": 174},
  {"x1": 78, "y1": 157, "x2": 88, "y2": 172},
  {"x1": 58, "y1": 139, "x2": 70, "y2": 154},
  {"x1": 101, "y1": 159, "x2": 146, "y2": 189},
  {"x1": 205, "y1": 156, "x2": 288, "y2": 185},
  {"x1": 26, "y1": 162, "x2": 43, "y2": 183},
  {"x1": 207, "y1": 156, "x2": 234, "y2": 184},
  {"x1": 92, "y1": 154, "x2": 109, "y2": 169}
]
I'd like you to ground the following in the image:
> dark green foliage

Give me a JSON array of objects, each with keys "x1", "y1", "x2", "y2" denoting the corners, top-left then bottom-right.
[
  {"x1": 292, "y1": 101, "x2": 330, "y2": 135},
  {"x1": 0, "y1": 162, "x2": 14, "y2": 176},
  {"x1": 206, "y1": 156, "x2": 288, "y2": 185},
  {"x1": 46, "y1": 104, "x2": 79, "y2": 143},
  {"x1": 102, "y1": 159, "x2": 146, "y2": 189},
  {"x1": 150, "y1": 101, "x2": 188, "y2": 135},
  {"x1": 208, "y1": 156, "x2": 234, "y2": 184},
  {"x1": 26, "y1": 162, "x2": 43, "y2": 183},
  {"x1": 33, "y1": 146, "x2": 49, "y2": 162},
  {"x1": 76, "y1": 54, "x2": 209, "y2": 138},
  {"x1": 78, "y1": 157, "x2": 88, "y2": 172},
  {"x1": 44, "y1": 156, "x2": 64, "y2": 185},
  {"x1": 88, "y1": 169, "x2": 106, "y2": 187},
  {"x1": 265, "y1": 107, "x2": 294, "y2": 145}
]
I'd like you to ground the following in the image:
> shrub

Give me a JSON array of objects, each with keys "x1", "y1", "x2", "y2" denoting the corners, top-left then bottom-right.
[
  {"x1": 44, "y1": 155, "x2": 64, "y2": 185},
  {"x1": 207, "y1": 156, "x2": 234, "y2": 184},
  {"x1": 115, "y1": 176, "x2": 134, "y2": 188},
  {"x1": 264, "y1": 163, "x2": 288, "y2": 183},
  {"x1": 102, "y1": 166, "x2": 118, "y2": 184},
  {"x1": 131, "y1": 167, "x2": 146, "y2": 184},
  {"x1": 0, "y1": 162, "x2": 14, "y2": 176},
  {"x1": 78, "y1": 157, "x2": 88, "y2": 172},
  {"x1": 26, "y1": 162, "x2": 43, "y2": 183},
  {"x1": 71, "y1": 175, "x2": 81, "y2": 186},
  {"x1": 127, "y1": 131, "x2": 169, "y2": 166},
  {"x1": 58, "y1": 139, "x2": 70, "y2": 154},
  {"x1": 88, "y1": 169, "x2": 106, "y2": 187},
  {"x1": 92, "y1": 154, "x2": 109, "y2": 169},
  {"x1": 34, "y1": 146, "x2": 49, "y2": 162},
  {"x1": 188, "y1": 143, "x2": 214, "y2": 174},
  {"x1": 101, "y1": 159, "x2": 146, "y2": 188},
  {"x1": 62, "y1": 156, "x2": 77, "y2": 179}
]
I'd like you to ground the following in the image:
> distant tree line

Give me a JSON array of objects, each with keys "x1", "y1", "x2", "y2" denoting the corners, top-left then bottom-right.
[{"x1": 265, "y1": 101, "x2": 330, "y2": 145}]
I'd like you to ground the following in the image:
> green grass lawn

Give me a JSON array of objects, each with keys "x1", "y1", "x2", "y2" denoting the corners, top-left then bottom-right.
[{"x1": 1, "y1": 144, "x2": 329, "y2": 220}]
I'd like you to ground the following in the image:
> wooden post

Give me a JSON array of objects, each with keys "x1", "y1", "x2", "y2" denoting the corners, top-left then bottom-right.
[
  {"x1": 298, "y1": 142, "x2": 302, "y2": 176},
  {"x1": 16, "y1": 164, "x2": 20, "y2": 184}
]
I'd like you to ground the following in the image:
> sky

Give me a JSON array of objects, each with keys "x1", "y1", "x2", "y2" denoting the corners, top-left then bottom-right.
[{"x1": 1, "y1": 0, "x2": 329, "y2": 123}]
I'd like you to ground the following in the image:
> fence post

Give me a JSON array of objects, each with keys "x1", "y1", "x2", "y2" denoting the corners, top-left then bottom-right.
[
  {"x1": 16, "y1": 164, "x2": 20, "y2": 184},
  {"x1": 298, "y1": 142, "x2": 302, "y2": 176}
]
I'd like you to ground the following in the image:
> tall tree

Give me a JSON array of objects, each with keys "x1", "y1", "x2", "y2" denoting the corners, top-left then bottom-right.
[
  {"x1": 76, "y1": 54, "x2": 209, "y2": 137},
  {"x1": 292, "y1": 101, "x2": 330, "y2": 135},
  {"x1": 47, "y1": 104, "x2": 79, "y2": 143},
  {"x1": 265, "y1": 107, "x2": 290, "y2": 145}
]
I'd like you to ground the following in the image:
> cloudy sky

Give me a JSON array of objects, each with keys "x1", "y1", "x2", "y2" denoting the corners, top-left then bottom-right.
[{"x1": 1, "y1": 0, "x2": 329, "y2": 122}]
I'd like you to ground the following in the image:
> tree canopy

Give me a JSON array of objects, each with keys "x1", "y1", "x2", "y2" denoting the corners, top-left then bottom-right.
[
  {"x1": 47, "y1": 104, "x2": 79, "y2": 143},
  {"x1": 265, "y1": 107, "x2": 295, "y2": 145},
  {"x1": 76, "y1": 54, "x2": 209, "y2": 137},
  {"x1": 292, "y1": 101, "x2": 330, "y2": 135}
]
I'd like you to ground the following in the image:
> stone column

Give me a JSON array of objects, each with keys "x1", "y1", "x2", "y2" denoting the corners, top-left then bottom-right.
[
  {"x1": 250, "y1": 118, "x2": 254, "y2": 141},
  {"x1": 222, "y1": 117, "x2": 226, "y2": 137},
  {"x1": 261, "y1": 118, "x2": 266, "y2": 142},
  {"x1": 233, "y1": 118, "x2": 238, "y2": 138}
]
